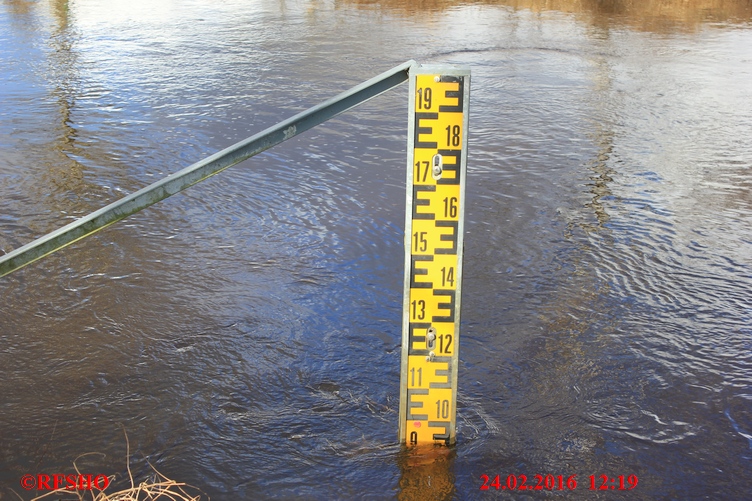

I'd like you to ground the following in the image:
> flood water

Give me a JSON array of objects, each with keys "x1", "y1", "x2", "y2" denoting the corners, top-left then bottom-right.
[{"x1": 1, "y1": 0, "x2": 751, "y2": 499}]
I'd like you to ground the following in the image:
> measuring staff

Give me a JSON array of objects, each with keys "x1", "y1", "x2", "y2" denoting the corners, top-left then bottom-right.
[{"x1": 399, "y1": 65, "x2": 470, "y2": 446}]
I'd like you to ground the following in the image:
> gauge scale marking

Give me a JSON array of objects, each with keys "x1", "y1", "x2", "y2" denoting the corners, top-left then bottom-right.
[{"x1": 399, "y1": 66, "x2": 469, "y2": 445}]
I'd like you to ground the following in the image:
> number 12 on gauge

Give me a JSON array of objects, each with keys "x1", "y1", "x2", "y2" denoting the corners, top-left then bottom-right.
[{"x1": 399, "y1": 65, "x2": 470, "y2": 446}]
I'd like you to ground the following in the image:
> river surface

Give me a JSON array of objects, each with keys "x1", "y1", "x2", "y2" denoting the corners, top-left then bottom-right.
[{"x1": 1, "y1": 0, "x2": 751, "y2": 499}]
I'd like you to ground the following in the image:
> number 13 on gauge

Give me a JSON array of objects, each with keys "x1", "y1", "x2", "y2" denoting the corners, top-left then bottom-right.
[{"x1": 399, "y1": 65, "x2": 470, "y2": 446}]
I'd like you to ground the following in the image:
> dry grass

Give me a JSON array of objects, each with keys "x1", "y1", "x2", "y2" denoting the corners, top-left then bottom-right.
[{"x1": 17, "y1": 428, "x2": 207, "y2": 501}]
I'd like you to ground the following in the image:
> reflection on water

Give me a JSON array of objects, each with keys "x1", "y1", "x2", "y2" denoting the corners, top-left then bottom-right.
[
  {"x1": 1, "y1": 0, "x2": 752, "y2": 499},
  {"x1": 397, "y1": 446, "x2": 455, "y2": 501},
  {"x1": 345, "y1": 0, "x2": 752, "y2": 31}
]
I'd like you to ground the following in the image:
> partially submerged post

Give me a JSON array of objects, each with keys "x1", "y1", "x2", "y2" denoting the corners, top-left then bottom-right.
[
  {"x1": 0, "y1": 60, "x2": 470, "y2": 447},
  {"x1": 398, "y1": 65, "x2": 470, "y2": 446}
]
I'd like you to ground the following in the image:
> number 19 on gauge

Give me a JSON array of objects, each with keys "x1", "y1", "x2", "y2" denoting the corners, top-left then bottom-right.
[{"x1": 399, "y1": 65, "x2": 469, "y2": 445}]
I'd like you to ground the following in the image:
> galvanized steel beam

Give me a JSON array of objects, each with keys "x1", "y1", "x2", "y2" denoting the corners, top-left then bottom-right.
[{"x1": 0, "y1": 60, "x2": 416, "y2": 278}]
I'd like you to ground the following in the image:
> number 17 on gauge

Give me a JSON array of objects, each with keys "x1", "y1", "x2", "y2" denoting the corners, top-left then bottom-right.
[{"x1": 399, "y1": 65, "x2": 470, "y2": 446}]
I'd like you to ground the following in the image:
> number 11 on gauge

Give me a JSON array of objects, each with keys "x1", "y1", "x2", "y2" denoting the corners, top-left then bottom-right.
[{"x1": 399, "y1": 65, "x2": 470, "y2": 446}]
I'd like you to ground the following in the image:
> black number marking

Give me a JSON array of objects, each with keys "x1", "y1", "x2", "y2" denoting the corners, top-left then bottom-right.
[
  {"x1": 445, "y1": 125, "x2": 461, "y2": 147},
  {"x1": 410, "y1": 367, "x2": 422, "y2": 386},
  {"x1": 414, "y1": 161, "x2": 429, "y2": 182},
  {"x1": 439, "y1": 334, "x2": 453, "y2": 354},
  {"x1": 417, "y1": 87, "x2": 432, "y2": 110},
  {"x1": 412, "y1": 231, "x2": 428, "y2": 252},
  {"x1": 436, "y1": 399, "x2": 449, "y2": 419},
  {"x1": 442, "y1": 197, "x2": 458, "y2": 218},
  {"x1": 411, "y1": 299, "x2": 426, "y2": 320},
  {"x1": 440, "y1": 266, "x2": 455, "y2": 287}
]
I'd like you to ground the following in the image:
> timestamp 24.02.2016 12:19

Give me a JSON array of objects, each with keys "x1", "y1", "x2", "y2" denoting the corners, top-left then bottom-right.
[{"x1": 479, "y1": 474, "x2": 639, "y2": 491}]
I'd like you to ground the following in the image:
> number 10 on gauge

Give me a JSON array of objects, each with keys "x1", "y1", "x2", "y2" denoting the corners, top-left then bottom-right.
[{"x1": 399, "y1": 65, "x2": 470, "y2": 445}]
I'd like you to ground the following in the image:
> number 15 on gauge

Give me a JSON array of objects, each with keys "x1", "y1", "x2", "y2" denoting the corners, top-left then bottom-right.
[{"x1": 399, "y1": 65, "x2": 470, "y2": 446}]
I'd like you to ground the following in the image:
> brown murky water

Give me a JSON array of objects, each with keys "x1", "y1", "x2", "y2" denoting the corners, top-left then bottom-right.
[{"x1": 1, "y1": 0, "x2": 751, "y2": 499}]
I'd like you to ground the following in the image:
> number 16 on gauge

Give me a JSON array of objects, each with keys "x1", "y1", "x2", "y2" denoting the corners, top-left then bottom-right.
[{"x1": 399, "y1": 65, "x2": 470, "y2": 445}]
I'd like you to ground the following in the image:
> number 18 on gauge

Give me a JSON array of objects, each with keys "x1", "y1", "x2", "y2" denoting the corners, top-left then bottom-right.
[{"x1": 399, "y1": 65, "x2": 470, "y2": 445}]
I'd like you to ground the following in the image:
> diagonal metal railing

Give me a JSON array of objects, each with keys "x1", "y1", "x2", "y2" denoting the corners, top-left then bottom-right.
[{"x1": 0, "y1": 60, "x2": 416, "y2": 278}]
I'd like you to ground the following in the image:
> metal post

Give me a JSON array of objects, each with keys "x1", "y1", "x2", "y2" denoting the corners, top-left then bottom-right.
[
  {"x1": 399, "y1": 64, "x2": 470, "y2": 446},
  {"x1": 0, "y1": 60, "x2": 416, "y2": 278}
]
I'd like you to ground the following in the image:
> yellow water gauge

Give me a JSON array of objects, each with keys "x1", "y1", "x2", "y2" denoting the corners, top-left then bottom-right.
[{"x1": 399, "y1": 65, "x2": 470, "y2": 445}]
